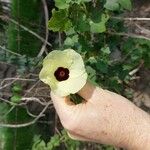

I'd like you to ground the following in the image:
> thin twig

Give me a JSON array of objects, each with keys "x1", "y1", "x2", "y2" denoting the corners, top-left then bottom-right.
[
  {"x1": 21, "y1": 97, "x2": 48, "y2": 106},
  {"x1": 0, "y1": 79, "x2": 17, "y2": 90},
  {"x1": 108, "y1": 31, "x2": 150, "y2": 41},
  {"x1": 0, "y1": 101, "x2": 51, "y2": 128},
  {"x1": 135, "y1": 23, "x2": 150, "y2": 36},
  {"x1": 112, "y1": 17, "x2": 150, "y2": 21},
  {"x1": 4, "y1": 105, "x2": 15, "y2": 117},
  {"x1": 1, "y1": 77, "x2": 36, "y2": 83},
  {"x1": 24, "y1": 80, "x2": 40, "y2": 96},
  {"x1": 25, "y1": 106, "x2": 42, "y2": 118},
  {"x1": 0, "y1": 97, "x2": 16, "y2": 105},
  {"x1": 0, "y1": 15, "x2": 52, "y2": 47},
  {"x1": 37, "y1": 0, "x2": 50, "y2": 57},
  {"x1": 0, "y1": 45, "x2": 22, "y2": 56},
  {"x1": 129, "y1": 61, "x2": 144, "y2": 76}
]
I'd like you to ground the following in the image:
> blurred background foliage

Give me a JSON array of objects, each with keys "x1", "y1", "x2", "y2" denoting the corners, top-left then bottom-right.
[{"x1": 0, "y1": 0, "x2": 149, "y2": 150}]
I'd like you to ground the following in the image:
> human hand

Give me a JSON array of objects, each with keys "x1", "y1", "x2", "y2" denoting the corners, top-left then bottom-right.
[{"x1": 51, "y1": 82, "x2": 150, "y2": 150}]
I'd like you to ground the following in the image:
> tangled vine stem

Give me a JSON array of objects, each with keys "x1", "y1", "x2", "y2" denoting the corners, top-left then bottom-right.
[
  {"x1": 0, "y1": 73, "x2": 52, "y2": 127},
  {"x1": 0, "y1": 101, "x2": 52, "y2": 128},
  {"x1": 37, "y1": 0, "x2": 49, "y2": 57},
  {"x1": 112, "y1": 17, "x2": 150, "y2": 21},
  {"x1": 108, "y1": 31, "x2": 150, "y2": 41},
  {"x1": 0, "y1": 15, "x2": 52, "y2": 47},
  {"x1": 0, "y1": 45, "x2": 22, "y2": 56}
]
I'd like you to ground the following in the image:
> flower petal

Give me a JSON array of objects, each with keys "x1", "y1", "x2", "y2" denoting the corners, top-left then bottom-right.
[
  {"x1": 39, "y1": 64, "x2": 57, "y2": 89},
  {"x1": 52, "y1": 72, "x2": 87, "y2": 96},
  {"x1": 43, "y1": 50, "x2": 73, "y2": 68},
  {"x1": 39, "y1": 49, "x2": 88, "y2": 96},
  {"x1": 39, "y1": 50, "x2": 73, "y2": 88},
  {"x1": 63, "y1": 49, "x2": 86, "y2": 78}
]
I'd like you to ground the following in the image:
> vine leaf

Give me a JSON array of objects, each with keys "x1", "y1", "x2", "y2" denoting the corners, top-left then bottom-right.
[
  {"x1": 55, "y1": 0, "x2": 70, "y2": 9},
  {"x1": 104, "y1": 0, "x2": 119, "y2": 11},
  {"x1": 48, "y1": 9, "x2": 72, "y2": 32},
  {"x1": 55, "y1": 0, "x2": 92, "y2": 9},
  {"x1": 64, "y1": 35, "x2": 79, "y2": 47},
  {"x1": 119, "y1": 0, "x2": 132, "y2": 10},
  {"x1": 104, "y1": 0, "x2": 132, "y2": 11},
  {"x1": 75, "y1": 13, "x2": 90, "y2": 32},
  {"x1": 89, "y1": 14, "x2": 109, "y2": 33}
]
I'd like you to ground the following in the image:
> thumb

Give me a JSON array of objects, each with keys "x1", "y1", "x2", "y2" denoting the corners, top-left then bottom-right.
[{"x1": 78, "y1": 82, "x2": 98, "y2": 102}]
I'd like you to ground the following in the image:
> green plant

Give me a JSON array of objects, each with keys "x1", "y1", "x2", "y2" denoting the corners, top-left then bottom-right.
[
  {"x1": 10, "y1": 83, "x2": 22, "y2": 103},
  {"x1": 0, "y1": 102, "x2": 35, "y2": 150},
  {"x1": 7, "y1": 0, "x2": 43, "y2": 56},
  {"x1": 46, "y1": 0, "x2": 150, "y2": 149},
  {"x1": 48, "y1": 0, "x2": 149, "y2": 95},
  {"x1": 32, "y1": 130, "x2": 80, "y2": 150}
]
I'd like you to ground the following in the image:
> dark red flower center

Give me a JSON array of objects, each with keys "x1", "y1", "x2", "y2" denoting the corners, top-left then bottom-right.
[{"x1": 54, "y1": 67, "x2": 69, "y2": 81}]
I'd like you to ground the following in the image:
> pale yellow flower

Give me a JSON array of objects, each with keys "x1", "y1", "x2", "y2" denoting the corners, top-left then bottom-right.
[{"x1": 39, "y1": 49, "x2": 87, "y2": 96}]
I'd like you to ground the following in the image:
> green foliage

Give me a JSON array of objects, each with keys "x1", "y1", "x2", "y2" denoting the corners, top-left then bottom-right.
[
  {"x1": 0, "y1": 53, "x2": 42, "y2": 74},
  {"x1": 1, "y1": 0, "x2": 149, "y2": 150},
  {"x1": 55, "y1": 0, "x2": 92, "y2": 9},
  {"x1": 0, "y1": 103, "x2": 35, "y2": 150},
  {"x1": 10, "y1": 83, "x2": 22, "y2": 104},
  {"x1": 104, "y1": 0, "x2": 119, "y2": 11},
  {"x1": 48, "y1": 9, "x2": 72, "y2": 32},
  {"x1": 0, "y1": 83, "x2": 35, "y2": 150},
  {"x1": 7, "y1": 0, "x2": 43, "y2": 56},
  {"x1": 119, "y1": 0, "x2": 132, "y2": 10},
  {"x1": 89, "y1": 14, "x2": 109, "y2": 33},
  {"x1": 36, "y1": 0, "x2": 149, "y2": 148},
  {"x1": 104, "y1": 0, "x2": 132, "y2": 11},
  {"x1": 32, "y1": 130, "x2": 80, "y2": 150},
  {"x1": 48, "y1": 0, "x2": 150, "y2": 95},
  {"x1": 10, "y1": 95, "x2": 22, "y2": 103}
]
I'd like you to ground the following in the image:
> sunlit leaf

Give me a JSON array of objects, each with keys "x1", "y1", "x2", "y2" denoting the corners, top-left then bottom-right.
[
  {"x1": 48, "y1": 9, "x2": 72, "y2": 32},
  {"x1": 90, "y1": 14, "x2": 109, "y2": 33}
]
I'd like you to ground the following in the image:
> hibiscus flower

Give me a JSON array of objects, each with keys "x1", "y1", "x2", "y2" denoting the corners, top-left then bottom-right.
[{"x1": 39, "y1": 49, "x2": 87, "y2": 96}]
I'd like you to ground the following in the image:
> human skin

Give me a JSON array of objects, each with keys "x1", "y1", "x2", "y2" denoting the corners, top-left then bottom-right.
[{"x1": 50, "y1": 82, "x2": 150, "y2": 150}]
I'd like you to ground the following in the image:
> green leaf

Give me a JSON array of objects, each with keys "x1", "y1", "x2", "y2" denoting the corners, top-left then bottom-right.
[
  {"x1": 48, "y1": 9, "x2": 72, "y2": 32},
  {"x1": 86, "y1": 66, "x2": 98, "y2": 85},
  {"x1": 90, "y1": 14, "x2": 109, "y2": 33},
  {"x1": 82, "y1": 0, "x2": 91, "y2": 2},
  {"x1": 32, "y1": 140, "x2": 46, "y2": 150},
  {"x1": 10, "y1": 95, "x2": 22, "y2": 104},
  {"x1": 64, "y1": 35, "x2": 78, "y2": 47},
  {"x1": 64, "y1": 37, "x2": 74, "y2": 46},
  {"x1": 55, "y1": 0, "x2": 70, "y2": 9},
  {"x1": 119, "y1": 0, "x2": 132, "y2": 10},
  {"x1": 47, "y1": 134, "x2": 60, "y2": 149},
  {"x1": 101, "y1": 47, "x2": 111, "y2": 54},
  {"x1": 104, "y1": 0, "x2": 132, "y2": 11},
  {"x1": 55, "y1": 0, "x2": 91, "y2": 9},
  {"x1": 65, "y1": 27, "x2": 76, "y2": 36},
  {"x1": 12, "y1": 84, "x2": 22, "y2": 93},
  {"x1": 71, "y1": 0, "x2": 91, "y2": 4},
  {"x1": 96, "y1": 60, "x2": 108, "y2": 74},
  {"x1": 104, "y1": 0, "x2": 119, "y2": 11},
  {"x1": 74, "y1": 13, "x2": 90, "y2": 32}
]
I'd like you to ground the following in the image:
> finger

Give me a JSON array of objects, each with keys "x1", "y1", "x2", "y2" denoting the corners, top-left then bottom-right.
[
  {"x1": 50, "y1": 91, "x2": 75, "y2": 117},
  {"x1": 77, "y1": 82, "x2": 100, "y2": 102}
]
